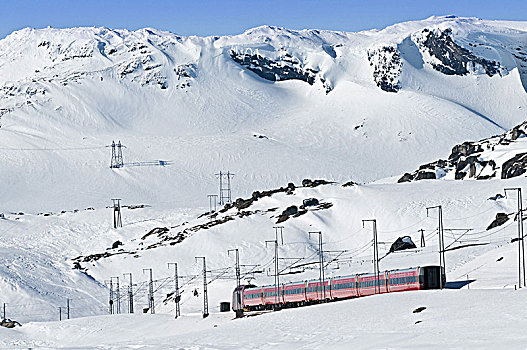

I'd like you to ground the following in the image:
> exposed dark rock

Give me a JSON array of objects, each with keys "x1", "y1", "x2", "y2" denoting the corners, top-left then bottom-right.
[
  {"x1": 455, "y1": 171, "x2": 467, "y2": 180},
  {"x1": 141, "y1": 227, "x2": 169, "y2": 240},
  {"x1": 415, "y1": 171, "x2": 436, "y2": 180},
  {"x1": 367, "y1": 45, "x2": 402, "y2": 92},
  {"x1": 282, "y1": 205, "x2": 298, "y2": 216},
  {"x1": 234, "y1": 197, "x2": 253, "y2": 210},
  {"x1": 311, "y1": 202, "x2": 333, "y2": 211},
  {"x1": 230, "y1": 49, "x2": 318, "y2": 85},
  {"x1": 501, "y1": 152, "x2": 527, "y2": 179},
  {"x1": 293, "y1": 209, "x2": 308, "y2": 218},
  {"x1": 112, "y1": 240, "x2": 123, "y2": 249},
  {"x1": 73, "y1": 250, "x2": 129, "y2": 264},
  {"x1": 511, "y1": 126, "x2": 525, "y2": 140},
  {"x1": 398, "y1": 173, "x2": 414, "y2": 183},
  {"x1": 1, "y1": 319, "x2": 22, "y2": 328},
  {"x1": 302, "y1": 179, "x2": 334, "y2": 187},
  {"x1": 487, "y1": 213, "x2": 509, "y2": 230},
  {"x1": 389, "y1": 236, "x2": 417, "y2": 253},
  {"x1": 488, "y1": 193, "x2": 504, "y2": 201},
  {"x1": 419, "y1": 163, "x2": 434, "y2": 170},
  {"x1": 413, "y1": 306, "x2": 426, "y2": 314},
  {"x1": 301, "y1": 198, "x2": 319, "y2": 208},
  {"x1": 276, "y1": 205, "x2": 299, "y2": 223},
  {"x1": 125, "y1": 204, "x2": 149, "y2": 210},
  {"x1": 415, "y1": 28, "x2": 500, "y2": 77},
  {"x1": 450, "y1": 142, "x2": 483, "y2": 162},
  {"x1": 219, "y1": 203, "x2": 233, "y2": 213},
  {"x1": 342, "y1": 181, "x2": 356, "y2": 187}
]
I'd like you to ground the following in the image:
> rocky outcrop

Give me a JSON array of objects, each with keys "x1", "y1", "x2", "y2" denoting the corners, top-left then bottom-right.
[
  {"x1": 174, "y1": 63, "x2": 196, "y2": 89},
  {"x1": 502, "y1": 153, "x2": 527, "y2": 179},
  {"x1": 487, "y1": 213, "x2": 510, "y2": 230},
  {"x1": 277, "y1": 205, "x2": 299, "y2": 223},
  {"x1": 367, "y1": 46, "x2": 402, "y2": 92},
  {"x1": 72, "y1": 181, "x2": 335, "y2": 268},
  {"x1": 301, "y1": 198, "x2": 319, "y2": 208},
  {"x1": 389, "y1": 236, "x2": 416, "y2": 253},
  {"x1": 1, "y1": 319, "x2": 22, "y2": 328},
  {"x1": 301, "y1": 179, "x2": 334, "y2": 187},
  {"x1": 230, "y1": 49, "x2": 318, "y2": 85},
  {"x1": 413, "y1": 28, "x2": 501, "y2": 76},
  {"x1": 398, "y1": 120, "x2": 527, "y2": 183}
]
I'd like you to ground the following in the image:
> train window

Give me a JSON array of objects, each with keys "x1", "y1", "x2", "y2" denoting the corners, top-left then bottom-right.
[{"x1": 336, "y1": 282, "x2": 352, "y2": 290}]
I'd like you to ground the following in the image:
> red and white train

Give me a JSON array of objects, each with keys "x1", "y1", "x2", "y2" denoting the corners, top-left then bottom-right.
[{"x1": 232, "y1": 265, "x2": 445, "y2": 312}]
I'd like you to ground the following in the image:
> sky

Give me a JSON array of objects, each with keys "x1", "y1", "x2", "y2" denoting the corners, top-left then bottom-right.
[{"x1": 0, "y1": 0, "x2": 526, "y2": 39}]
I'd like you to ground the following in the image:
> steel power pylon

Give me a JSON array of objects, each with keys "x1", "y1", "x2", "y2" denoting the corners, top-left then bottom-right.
[
  {"x1": 265, "y1": 226, "x2": 284, "y2": 308},
  {"x1": 107, "y1": 279, "x2": 114, "y2": 314},
  {"x1": 426, "y1": 206, "x2": 446, "y2": 290},
  {"x1": 309, "y1": 231, "x2": 326, "y2": 301},
  {"x1": 195, "y1": 257, "x2": 209, "y2": 318},
  {"x1": 215, "y1": 171, "x2": 234, "y2": 205},
  {"x1": 362, "y1": 219, "x2": 380, "y2": 295},
  {"x1": 111, "y1": 276, "x2": 121, "y2": 314},
  {"x1": 109, "y1": 140, "x2": 125, "y2": 168},
  {"x1": 123, "y1": 272, "x2": 134, "y2": 313},
  {"x1": 505, "y1": 188, "x2": 525, "y2": 288},
  {"x1": 168, "y1": 263, "x2": 181, "y2": 318},
  {"x1": 111, "y1": 198, "x2": 123, "y2": 228},
  {"x1": 143, "y1": 268, "x2": 155, "y2": 314},
  {"x1": 228, "y1": 248, "x2": 241, "y2": 289}
]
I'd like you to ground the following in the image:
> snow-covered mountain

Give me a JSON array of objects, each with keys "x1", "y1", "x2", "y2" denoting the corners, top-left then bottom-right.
[
  {"x1": 1, "y1": 16, "x2": 527, "y2": 348},
  {"x1": 0, "y1": 15, "x2": 526, "y2": 212}
]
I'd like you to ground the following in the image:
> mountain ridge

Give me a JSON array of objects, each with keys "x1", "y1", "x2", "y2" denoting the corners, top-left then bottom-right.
[{"x1": 0, "y1": 16, "x2": 526, "y2": 212}]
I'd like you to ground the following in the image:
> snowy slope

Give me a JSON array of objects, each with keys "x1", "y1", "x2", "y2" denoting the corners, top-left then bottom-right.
[
  {"x1": 1, "y1": 16, "x2": 527, "y2": 348},
  {"x1": 0, "y1": 175, "x2": 525, "y2": 324},
  {"x1": 2, "y1": 289, "x2": 527, "y2": 349},
  {"x1": 0, "y1": 16, "x2": 526, "y2": 212}
]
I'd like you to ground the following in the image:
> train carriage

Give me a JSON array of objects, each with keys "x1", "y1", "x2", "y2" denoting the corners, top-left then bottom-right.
[
  {"x1": 306, "y1": 280, "x2": 330, "y2": 302},
  {"x1": 357, "y1": 272, "x2": 388, "y2": 297},
  {"x1": 283, "y1": 282, "x2": 307, "y2": 305},
  {"x1": 242, "y1": 286, "x2": 263, "y2": 310},
  {"x1": 262, "y1": 286, "x2": 281, "y2": 306},
  {"x1": 387, "y1": 267, "x2": 420, "y2": 292},
  {"x1": 330, "y1": 275, "x2": 358, "y2": 300}
]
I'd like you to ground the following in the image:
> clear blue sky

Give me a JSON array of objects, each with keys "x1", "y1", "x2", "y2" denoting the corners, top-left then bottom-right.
[{"x1": 1, "y1": 0, "x2": 526, "y2": 39}]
